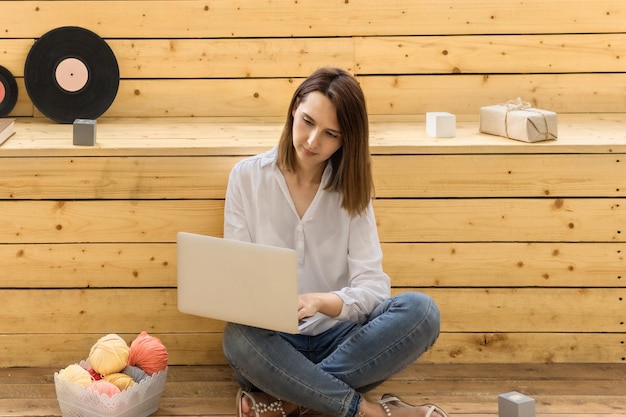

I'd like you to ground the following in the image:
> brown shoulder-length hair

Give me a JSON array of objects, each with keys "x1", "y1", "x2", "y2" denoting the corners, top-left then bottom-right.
[{"x1": 277, "y1": 67, "x2": 374, "y2": 217}]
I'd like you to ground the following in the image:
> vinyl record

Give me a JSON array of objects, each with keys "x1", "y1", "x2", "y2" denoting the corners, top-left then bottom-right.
[
  {"x1": 24, "y1": 26, "x2": 120, "y2": 123},
  {"x1": 0, "y1": 65, "x2": 18, "y2": 117}
]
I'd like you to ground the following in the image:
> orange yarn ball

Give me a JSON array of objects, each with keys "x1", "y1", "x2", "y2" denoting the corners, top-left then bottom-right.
[{"x1": 127, "y1": 331, "x2": 168, "y2": 375}]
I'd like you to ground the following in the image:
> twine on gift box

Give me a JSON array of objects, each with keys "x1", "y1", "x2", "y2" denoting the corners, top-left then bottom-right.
[{"x1": 503, "y1": 97, "x2": 556, "y2": 140}]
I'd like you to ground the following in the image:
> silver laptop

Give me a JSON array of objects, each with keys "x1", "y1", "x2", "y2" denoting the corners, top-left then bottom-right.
[{"x1": 177, "y1": 232, "x2": 320, "y2": 334}]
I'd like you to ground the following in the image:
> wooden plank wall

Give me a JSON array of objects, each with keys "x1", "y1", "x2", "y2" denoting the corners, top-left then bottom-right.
[
  {"x1": 2, "y1": 1, "x2": 626, "y2": 117},
  {"x1": 0, "y1": 1, "x2": 625, "y2": 367}
]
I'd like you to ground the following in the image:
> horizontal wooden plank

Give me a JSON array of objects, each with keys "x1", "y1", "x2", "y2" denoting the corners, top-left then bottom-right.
[
  {"x1": 373, "y1": 154, "x2": 626, "y2": 198},
  {"x1": 448, "y1": 289, "x2": 624, "y2": 333},
  {"x1": 355, "y1": 34, "x2": 626, "y2": 74},
  {"x1": 360, "y1": 73, "x2": 626, "y2": 115},
  {"x1": 2, "y1": 153, "x2": 623, "y2": 200},
  {"x1": 0, "y1": 38, "x2": 353, "y2": 79},
  {"x1": 382, "y1": 242, "x2": 626, "y2": 288},
  {"x1": 3, "y1": 242, "x2": 623, "y2": 289},
  {"x1": 0, "y1": 156, "x2": 240, "y2": 200},
  {"x1": 374, "y1": 198, "x2": 625, "y2": 243},
  {"x1": 0, "y1": 289, "x2": 223, "y2": 334},
  {"x1": 1, "y1": 288, "x2": 623, "y2": 335},
  {"x1": 422, "y1": 332, "x2": 626, "y2": 364},
  {"x1": 108, "y1": 79, "x2": 296, "y2": 117},
  {"x1": 1, "y1": 243, "x2": 175, "y2": 288},
  {"x1": 0, "y1": 200, "x2": 223, "y2": 244},
  {"x1": 0, "y1": 198, "x2": 623, "y2": 243},
  {"x1": 0, "y1": 39, "x2": 33, "y2": 77},
  {"x1": 110, "y1": 38, "x2": 354, "y2": 79},
  {"x1": 0, "y1": 333, "x2": 224, "y2": 368},
  {"x1": 2, "y1": 1, "x2": 625, "y2": 38},
  {"x1": 86, "y1": 74, "x2": 626, "y2": 117},
  {"x1": 3, "y1": 115, "x2": 626, "y2": 157},
  {"x1": 7, "y1": 362, "x2": 624, "y2": 384},
  {"x1": 7, "y1": 33, "x2": 625, "y2": 78},
  {"x1": 0, "y1": 332, "x2": 624, "y2": 368},
  {"x1": 12, "y1": 74, "x2": 626, "y2": 118},
  {"x1": 3, "y1": 364, "x2": 626, "y2": 417},
  {"x1": 423, "y1": 288, "x2": 626, "y2": 333}
]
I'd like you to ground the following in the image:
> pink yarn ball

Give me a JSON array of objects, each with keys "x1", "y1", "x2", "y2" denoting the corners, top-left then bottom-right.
[
  {"x1": 87, "y1": 380, "x2": 121, "y2": 397},
  {"x1": 127, "y1": 331, "x2": 168, "y2": 375}
]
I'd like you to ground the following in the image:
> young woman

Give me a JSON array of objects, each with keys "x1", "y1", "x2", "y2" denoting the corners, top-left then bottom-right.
[{"x1": 222, "y1": 67, "x2": 447, "y2": 417}]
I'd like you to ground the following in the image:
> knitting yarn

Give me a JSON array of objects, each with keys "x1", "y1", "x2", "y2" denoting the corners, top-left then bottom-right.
[
  {"x1": 127, "y1": 331, "x2": 168, "y2": 375},
  {"x1": 86, "y1": 380, "x2": 121, "y2": 397},
  {"x1": 88, "y1": 333, "x2": 130, "y2": 376},
  {"x1": 104, "y1": 373, "x2": 135, "y2": 391},
  {"x1": 87, "y1": 367, "x2": 103, "y2": 380},
  {"x1": 58, "y1": 364, "x2": 93, "y2": 387},
  {"x1": 122, "y1": 365, "x2": 149, "y2": 383}
]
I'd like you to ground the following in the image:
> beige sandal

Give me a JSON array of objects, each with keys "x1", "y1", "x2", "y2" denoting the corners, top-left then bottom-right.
[
  {"x1": 379, "y1": 393, "x2": 449, "y2": 417},
  {"x1": 236, "y1": 388, "x2": 287, "y2": 417}
]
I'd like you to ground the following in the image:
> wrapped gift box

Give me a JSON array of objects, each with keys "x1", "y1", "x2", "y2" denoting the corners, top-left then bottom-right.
[{"x1": 479, "y1": 99, "x2": 558, "y2": 143}]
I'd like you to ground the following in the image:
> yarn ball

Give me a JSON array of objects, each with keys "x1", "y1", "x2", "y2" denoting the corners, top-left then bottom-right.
[
  {"x1": 58, "y1": 364, "x2": 93, "y2": 387},
  {"x1": 87, "y1": 368, "x2": 103, "y2": 380},
  {"x1": 86, "y1": 380, "x2": 121, "y2": 398},
  {"x1": 88, "y1": 333, "x2": 130, "y2": 376},
  {"x1": 104, "y1": 373, "x2": 135, "y2": 391},
  {"x1": 122, "y1": 365, "x2": 149, "y2": 383},
  {"x1": 127, "y1": 331, "x2": 168, "y2": 375}
]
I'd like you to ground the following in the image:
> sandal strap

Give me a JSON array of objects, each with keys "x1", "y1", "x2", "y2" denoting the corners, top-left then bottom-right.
[
  {"x1": 379, "y1": 401, "x2": 392, "y2": 417},
  {"x1": 379, "y1": 394, "x2": 448, "y2": 417},
  {"x1": 424, "y1": 406, "x2": 436, "y2": 417},
  {"x1": 251, "y1": 399, "x2": 287, "y2": 417},
  {"x1": 379, "y1": 395, "x2": 402, "y2": 405}
]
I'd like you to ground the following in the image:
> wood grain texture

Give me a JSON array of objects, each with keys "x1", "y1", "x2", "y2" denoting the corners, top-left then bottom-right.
[
  {"x1": 3, "y1": 242, "x2": 622, "y2": 289},
  {"x1": 2, "y1": 115, "x2": 625, "y2": 156},
  {"x1": 0, "y1": 332, "x2": 624, "y2": 367},
  {"x1": 2, "y1": 153, "x2": 623, "y2": 200},
  {"x1": 2, "y1": 363, "x2": 626, "y2": 416},
  {"x1": 0, "y1": 288, "x2": 622, "y2": 335},
  {"x1": 1, "y1": 0, "x2": 625, "y2": 368},
  {"x1": 2, "y1": 1, "x2": 625, "y2": 38}
]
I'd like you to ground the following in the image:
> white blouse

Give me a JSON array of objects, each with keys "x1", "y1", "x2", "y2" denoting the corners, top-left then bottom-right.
[{"x1": 223, "y1": 147, "x2": 391, "y2": 335}]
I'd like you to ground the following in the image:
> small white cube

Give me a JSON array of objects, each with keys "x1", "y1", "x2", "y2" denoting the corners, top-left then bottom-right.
[
  {"x1": 426, "y1": 112, "x2": 456, "y2": 138},
  {"x1": 498, "y1": 391, "x2": 535, "y2": 417},
  {"x1": 73, "y1": 119, "x2": 97, "y2": 146}
]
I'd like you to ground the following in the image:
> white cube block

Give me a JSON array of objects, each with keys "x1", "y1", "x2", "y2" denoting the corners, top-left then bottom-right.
[
  {"x1": 426, "y1": 112, "x2": 456, "y2": 138},
  {"x1": 498, "y1": 391, "x2": 535, "y2": 417}
]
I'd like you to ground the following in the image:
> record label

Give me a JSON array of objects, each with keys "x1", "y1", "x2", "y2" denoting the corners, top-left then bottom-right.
[
  {"x1": 24, "y1": 26, "x2": 120, "y2": 123},
  {"x1": 0, "y1": 65, "x2": 18, "y2": 117},
  {"x1": 55, "y1": 57, "x2": 90, "y2": 92}
]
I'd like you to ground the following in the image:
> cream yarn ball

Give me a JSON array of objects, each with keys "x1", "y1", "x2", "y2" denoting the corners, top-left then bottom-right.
[{"x1": 88, "y1": 333, "x2": 130, "y2": 376}]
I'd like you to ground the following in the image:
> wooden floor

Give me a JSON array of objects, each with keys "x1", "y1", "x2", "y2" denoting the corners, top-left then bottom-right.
[{"x1": 1, "y1": 363, "x2": 625, "y2": 417}]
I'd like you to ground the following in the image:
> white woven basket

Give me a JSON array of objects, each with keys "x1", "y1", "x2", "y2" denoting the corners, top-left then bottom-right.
[{"x1": 54, "y1": 360, "x2": 167, "y2": 417}]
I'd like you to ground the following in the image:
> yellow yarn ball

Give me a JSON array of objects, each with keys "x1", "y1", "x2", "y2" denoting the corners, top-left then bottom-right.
[
  {"x1": 104, "y1": 372, "x2": 135, "y2": 391},
  {"x1": 58, "y1": 364, "x2": 93, "y2": 387},
  {"x1": 88, "y1": 334, "x2": 130, "y2": 376}
]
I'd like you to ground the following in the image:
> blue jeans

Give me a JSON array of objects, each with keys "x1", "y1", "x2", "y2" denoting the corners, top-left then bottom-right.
[{"x1": 222, "y1": 292, "x2": 440, "y2": 417}]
